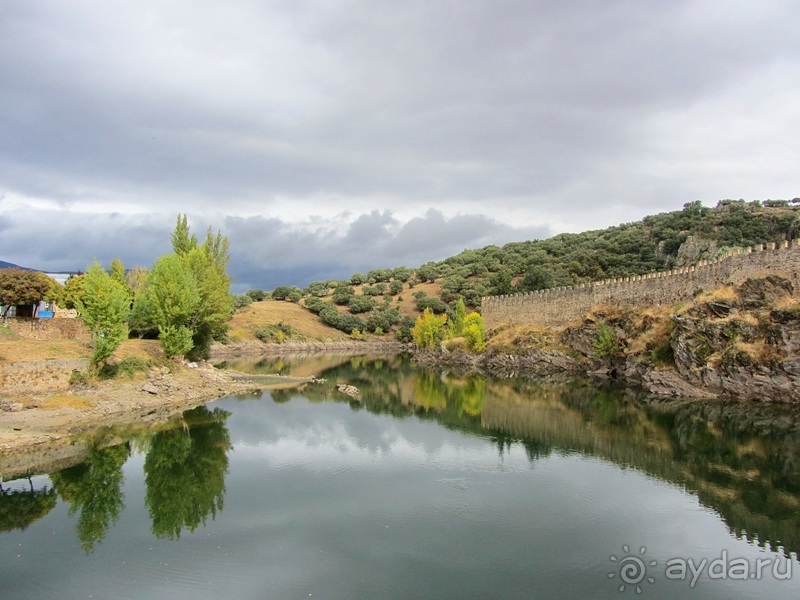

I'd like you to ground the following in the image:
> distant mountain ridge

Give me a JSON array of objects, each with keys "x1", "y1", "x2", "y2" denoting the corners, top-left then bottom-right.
[{"x1": 0, "y1": 260, "x2": 35, "y2": 271}]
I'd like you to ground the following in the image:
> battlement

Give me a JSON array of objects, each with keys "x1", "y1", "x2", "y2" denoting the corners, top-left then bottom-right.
[{"x1": 481, "y1": 240, "x2": 800, "y2": 328}]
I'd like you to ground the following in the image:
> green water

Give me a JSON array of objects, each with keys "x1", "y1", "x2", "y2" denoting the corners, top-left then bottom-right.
[{"x1": 1, "y1": 354, "x2": 798, "y2": 599}]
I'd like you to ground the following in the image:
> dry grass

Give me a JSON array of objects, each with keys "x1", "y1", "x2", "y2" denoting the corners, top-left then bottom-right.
[
  {"x1": 695, "y1": 285, "x2": 738, "y2": 304},
  {"x1": 112, "y1": 339, "x2": 164, "y2": 362},
  {"x1": 627, "y1": 306, "x2": 675, "y2": 356},
  {"x1": 734, "y1": 339, "x2": 781, "y2": 363},
  {"x1": 228, "y1": 300, "x2": 350, "y2": 342},
  {"x1": 0, "y1": 339, "x2": 91, "y2": 363},
  {"x1": 487, "y1": 324, "x2": 559, "y2": 353},
  {"x1": 18, "y1": 393, "x2": 95, "y2": 410},
  {"x1": 772, "y1": 295, "x2": 799, "y2": 311}
]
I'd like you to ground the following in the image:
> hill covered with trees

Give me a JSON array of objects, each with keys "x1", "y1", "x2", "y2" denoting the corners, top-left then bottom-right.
[{"x1": 242, "y1": 199, "x2": 799, "y2": 340}]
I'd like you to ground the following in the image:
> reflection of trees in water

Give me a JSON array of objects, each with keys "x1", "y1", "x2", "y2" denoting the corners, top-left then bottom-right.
[
  {"x1": 49, "y1": 443, "x2": 131, "y2": 553},
  {"x1": 276, "y1": 355, "x2": 800, "y2": 559},
  {"x1": 0, "y1": 481, "x2": 58, "y2": 533},
  {"x1": 144, "y1": 406, "x2": 231, "y2": 540}
]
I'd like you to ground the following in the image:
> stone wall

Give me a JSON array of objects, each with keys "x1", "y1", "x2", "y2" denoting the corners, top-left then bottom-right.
[
  {"x1": 5, "y1": 317, "x2": 90, "y2": 341},
  {"x1": 482, "y1": 240, "x2": 800, "y2": 329}
]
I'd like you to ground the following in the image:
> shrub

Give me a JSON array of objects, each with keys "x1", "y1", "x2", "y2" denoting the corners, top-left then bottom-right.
[
  {"x1": 412, "y1": 309, "x2": 448, "y2": 349},
  {"x1": 254, "y1": 321, "x2": 297, "y2": 343},
  {"x1": 593, "y1": 322, "x2": 619, "y2": 358},
  {"x1": 233, "y1": 294, "x2": 253, "y2": 309},
  {"x1": 246, "y1": 289, "x2": 266, "y2": 301},
  {"x1": 462, "y1": 313, "x2": 486, "y2": 352},
  {"x1": 348, "y1": 296, "x2": 376, "y2": 314}
]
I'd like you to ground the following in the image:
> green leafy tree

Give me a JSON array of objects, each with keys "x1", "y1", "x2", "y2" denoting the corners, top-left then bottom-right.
[
  {"x1": 451, "y1": 298, "x2": 467, "y2": 336},
  {"x1": 246, "y1": 289, "x2": 266, "y2": 301},
  {"x1": 137, "y1": 254, "x2": 200, "y2": 358},
  {"x1": 412, "y1": 308, "x2": 448, "y2": 349},
  {"x1": 61, "y1": 274, "x2": 86, "y2": 310},
  {"x1": 0, "y1": 268, "x2": 52, "y2": 320},
  {"x1": 271, "y1": 286, "x2": 293, "y2": 301},
  {"x1": 75, "y1": 261, "x2": 132, "y2": 368},
  {"x1": 171, "y1": 214, "x2": 198, "y2": 255},
  {"x1": 348, "y1": 295, "x2": 375, "y2": 314}
]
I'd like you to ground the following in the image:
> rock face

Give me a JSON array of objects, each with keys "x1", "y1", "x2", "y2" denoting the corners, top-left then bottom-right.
[
  {"x1": 420, "y1": 276, "x2": 800, "y2": 402},
  {"x1": 669, "y1": 276, "x2": 800, "y2": 402},
  {"x1": 675, "y1": 235, "x2": 719, "y2": 267}
]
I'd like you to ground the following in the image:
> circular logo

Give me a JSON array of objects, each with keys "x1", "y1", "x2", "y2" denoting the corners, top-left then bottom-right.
[{"x1": 609, "y1": 545, "x2": 657, "y2": 593}]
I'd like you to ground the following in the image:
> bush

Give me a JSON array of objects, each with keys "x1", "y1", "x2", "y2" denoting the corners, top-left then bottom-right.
[
  {"x1": 233, "y1": 294, "x2": 253, "y2": 309},
  {"x1": 287, "y1": 290, "x2": 303, "y2": 303},
  {"x1": 159, "y1": 324, "x2": 195, "y2": 358},
  {"x1": 593, "y1": 322, "x2": 619, "y2": 358},
  {"x1": 69, "y1": 369, "x2": 90, "y2": 386},
  {"x1": 412, "y1": 309, "x2": 448, "y2": 349},
  {"x1": 246, "y1": 289, "x2": 266, "y2": 301},
  {"x1": 348, "y1": 296, "x2": 375, "y2": 314},
  {"x1": 271, "y1": 286, "x2": 292, "y2": 300},
  {"x1": 254, "y1": 321, "x2": 297, "y2": 343},
  {"x1": 332, "y1": 286, "x2": 355, "y2": 305},
  {"x1": 462, "y1": 313, "x2": 486, "y2": 352},
  {"x1": 416, "y1": 295, "x2": 449, "y2": 314}
]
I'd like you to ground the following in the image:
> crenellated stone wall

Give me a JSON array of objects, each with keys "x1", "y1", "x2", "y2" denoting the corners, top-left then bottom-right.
[{"x1": 482, "y1": 240, "x2": 800, "y2": 329}]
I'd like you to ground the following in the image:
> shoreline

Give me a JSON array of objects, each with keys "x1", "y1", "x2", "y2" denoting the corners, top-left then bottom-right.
[{"x1": 0, "y1": 361, "x2": 310, "y2": 478}]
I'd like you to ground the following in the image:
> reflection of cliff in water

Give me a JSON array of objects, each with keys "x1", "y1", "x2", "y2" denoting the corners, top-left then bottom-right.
[{"x1": 298, "y1": 355, "x2": 800, "y2": 558}]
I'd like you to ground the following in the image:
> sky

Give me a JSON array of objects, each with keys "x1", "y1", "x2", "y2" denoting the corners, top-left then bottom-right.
[{"x1": 1, "y1": 0, "x2": 799, "y2": 291}]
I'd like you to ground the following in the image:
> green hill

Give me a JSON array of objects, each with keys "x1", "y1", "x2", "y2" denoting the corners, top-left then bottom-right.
[{"x1": 254, "y1": 199, "x2": 799, "y2": 340}]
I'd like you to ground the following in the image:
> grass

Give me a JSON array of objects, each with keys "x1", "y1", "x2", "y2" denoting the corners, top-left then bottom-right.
[
  {"x1": 228, "y1": 300, "x2": 351, "y2": 342},
  {"x1": 17, "y1": 393, "x2": 95, "y2": 410},
  {"x1": 695, "y1": 285, "x2": 738, "y2": 304}
]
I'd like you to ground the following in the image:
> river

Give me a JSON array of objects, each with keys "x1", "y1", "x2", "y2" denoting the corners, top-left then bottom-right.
[{"x1": 1, "y1": 354, "x2": 798, "y2": 599}]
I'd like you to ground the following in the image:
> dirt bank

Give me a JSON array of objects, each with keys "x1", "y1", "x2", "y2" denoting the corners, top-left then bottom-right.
[{"x1": 0, "y1": 360, "x2": 308, "y2": 471}]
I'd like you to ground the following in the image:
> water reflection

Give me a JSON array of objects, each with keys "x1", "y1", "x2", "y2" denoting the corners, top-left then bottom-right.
[
  {"x1": 49, "y1": 443, "x2": 130, "y2": 553},
  {"x1": 144, "y1": 406, "x2": 231, "y2": 540},
  {"x1": 264, "y1": 354, "x2": 800, "y2": 559},
  {"x1": 0, "y1": 480, "x2": 57, "y2": 533},
  {"x1": 2, "y1": 354, "x2": 799, "y2": 563}
]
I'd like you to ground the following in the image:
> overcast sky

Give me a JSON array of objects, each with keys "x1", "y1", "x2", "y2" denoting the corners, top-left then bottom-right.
[{"x1": 1, "y1": 1, "x2": 799, "y2": 290}]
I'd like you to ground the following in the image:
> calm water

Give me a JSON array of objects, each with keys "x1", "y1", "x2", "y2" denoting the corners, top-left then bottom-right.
[{"x1": 1, "y1": 354, "x2": 799, "y2": 599}]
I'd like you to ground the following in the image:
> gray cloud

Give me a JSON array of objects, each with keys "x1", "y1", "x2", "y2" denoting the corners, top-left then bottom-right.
[
  {"x1": 0, "y1": 208, "x2": 547, "y2": 291},
  {"x1": 1, "y1": 1, "x2": 799, "y2": 279}
]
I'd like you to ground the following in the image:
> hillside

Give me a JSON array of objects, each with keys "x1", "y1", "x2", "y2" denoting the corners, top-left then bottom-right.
[{"x1": 249, "y1": 199, "x2": 800, "y2": 341}]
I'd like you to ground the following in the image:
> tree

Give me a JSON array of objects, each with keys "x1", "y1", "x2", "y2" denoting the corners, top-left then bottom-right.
[
  {"x1": 0, "y1": 268, "x2": 52, "y2": 320},
  {"x1": 75, "y1": 261, "x2": 132, "y2": 368},
  {"x1": 451, "y1": 298, "x2": 467, "y2": 336},
  {"x1": 171, "y1": 214, "x2": 198, "y2": 255},
  {"x1": 135, "y1": 216, "x2": 233, "y2": 358},
  {"x1": 246, "y1": 289, "x2": 266, "y2": 302},
  {"x1": 271, "y1": 286, "x2": 292, "y2": 301},
  {"x1": 61, "y1": 274, "x2": 86, "y2": 310},
  {"x1": 412, "y1": 308, "x2": 448, "y2": 350},
  {"x1": 462, "y1": 312, "x2": 486, "y2": 352},
  {"x1": 137, "y1": 254, "x2": 200, "y2": 358},
  {"x1": 348, "y1": 295, "x2": 375, "y2": 314}
]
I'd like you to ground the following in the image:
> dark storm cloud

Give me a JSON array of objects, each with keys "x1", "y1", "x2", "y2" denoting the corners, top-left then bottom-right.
[
  {"x1": 0, "y1": 1, "x2": 798, "y2": 275},
  {"x1": 222, "y1": 209, "x2": 549, "y2": 290},
  {"x1": 0, "y1": 208, "x2": 547, "y2": 290}
]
